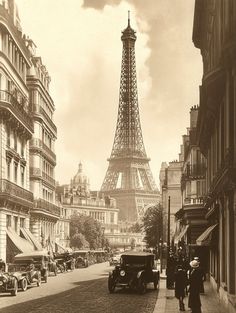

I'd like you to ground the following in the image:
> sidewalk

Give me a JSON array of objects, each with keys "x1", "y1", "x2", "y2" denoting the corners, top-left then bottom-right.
[{"x1": 153, "y1": 276, "x2": 227, "y2": 313}]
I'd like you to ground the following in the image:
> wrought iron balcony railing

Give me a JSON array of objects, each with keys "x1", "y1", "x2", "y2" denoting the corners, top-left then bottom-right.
[
  {"x1": 34, "y1": 198, "x2": 60, "y2": 217},
  {"x1": 42, "y1": 171, "x2": 56, "y2": 187},
  {"x1": 30, "y1": 167, "x2": 55, "y2": 187},
  {"x1": 31, "y1": 104, "x2": 57, "y2": 134},
  {"x1": 182, "y1": 163, "x2": 206, "y2": 179},
  {"x1": 0, "y1": 90, "x2": 33, "y2": 132},
  {"x1": 0, "y1": 179, "x2": 33, "y2": 206},
  {"x1": 29, "y1": 138, "x2": 56, "y2": 163}
]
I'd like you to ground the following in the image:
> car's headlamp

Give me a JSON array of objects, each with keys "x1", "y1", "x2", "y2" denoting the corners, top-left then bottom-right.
[
  {"x1": 0, "y1": 281, "x2": 3, "y2": 285},
  {"x1": 120, "y1": 270, "x2": 125, "y2": 277}
]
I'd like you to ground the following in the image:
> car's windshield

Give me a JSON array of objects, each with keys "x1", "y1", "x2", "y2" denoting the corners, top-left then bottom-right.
[{"x1": 121, "y1": 256, "x2": 152, "y2": 267}]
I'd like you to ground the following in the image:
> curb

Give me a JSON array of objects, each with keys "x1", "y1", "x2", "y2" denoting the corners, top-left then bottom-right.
[{"x1": 153, "y1": 278, "x2": 167, "y2": 313}]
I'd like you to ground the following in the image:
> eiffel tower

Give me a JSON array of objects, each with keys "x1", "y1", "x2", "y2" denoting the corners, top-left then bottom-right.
[{"x1": 101, "y1": 14, "x2": 159, "y2": 222}]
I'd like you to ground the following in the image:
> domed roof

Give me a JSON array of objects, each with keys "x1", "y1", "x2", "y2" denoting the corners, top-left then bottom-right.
[{"x1": 72, "y1": 162, "x2": 89, "y2": 185}]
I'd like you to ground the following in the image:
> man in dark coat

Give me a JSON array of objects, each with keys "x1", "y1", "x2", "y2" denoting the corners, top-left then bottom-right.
[
  {"x1": 188, "y1": 260, "x2": 202, "y2": 313},
  {"x1": 174, "y1": 264, "x2": 188, "y2": 311},
  {"x1": 193, "y1": 257, "x2": 205, "y2": 293}
]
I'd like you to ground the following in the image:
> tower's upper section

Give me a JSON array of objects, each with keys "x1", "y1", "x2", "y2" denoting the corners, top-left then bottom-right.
[
  {"x1": 121, "y1": 12, "x2": 136, "y2": 43},
  {"x1": 110, "y1": 14, "x2": 147, "y2": 160}
]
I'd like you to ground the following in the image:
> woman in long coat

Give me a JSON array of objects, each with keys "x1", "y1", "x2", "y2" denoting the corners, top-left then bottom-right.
[
  {"x1": 188, "y1": 260, "x2": 202, "y2": 313},
  {"x1": 174, "y1": 265, "x2": 188, "y2": 311}
]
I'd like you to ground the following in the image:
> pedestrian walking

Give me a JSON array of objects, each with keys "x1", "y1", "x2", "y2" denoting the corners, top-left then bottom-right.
[
  {"x1": 194, "y1": 257, "x2": 205, "y2": 293},
  {"x1": 174, "y1": 264, "x2": 188, "y2": 311},
  {"x1": 188, "y1": 259, "x2": 202, "y2": 313}
]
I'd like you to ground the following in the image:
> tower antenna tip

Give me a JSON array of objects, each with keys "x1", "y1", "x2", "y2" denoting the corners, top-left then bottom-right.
[{"x1": 128, "y1": 10, "x2": 130, "y2": 26}]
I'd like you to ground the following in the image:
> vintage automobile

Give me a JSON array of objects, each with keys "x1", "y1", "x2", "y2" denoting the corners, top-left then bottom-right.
[
  {"x1": 109, "y1": 254, "x2": 121, "y2": 266},
  {"x1": 0, "y1": 260, "x2": 19, "y2": 296},
  {"x1": 6, "y1": 259, "x2": 41, "y2": 294},
  {"x1": 14, "y1": 251, "x2": 50, "y2": 282},
  {"x1": 108, "y1": 252, "x2": 160, "y2": 294},
  {"x1": 93, "y1": 250, "x2": 108, "y2": 263},
  {"x1": 54, "y1": 252, "x2": 75, "y2": 272},
  {"x1": 73, "y1": 250, "x2": 90, "y2": 268}
]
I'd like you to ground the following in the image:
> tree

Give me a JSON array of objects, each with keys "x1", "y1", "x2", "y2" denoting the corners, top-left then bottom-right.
[
  {"x1": 142, "y1": 204, "x2": 162, "y2": 248},
  {"x1": 130, "y1": 238, "x2": 136, "y2": 250},
  {"x1": 128, "y1": 221, "x2": 142, "y2": 233},
  {"x1": 70, "y1": 213, "x2": 105, "y2": 250},
  {"x1": 70, "y1": 233, "x2": 89, "y2": 249}
]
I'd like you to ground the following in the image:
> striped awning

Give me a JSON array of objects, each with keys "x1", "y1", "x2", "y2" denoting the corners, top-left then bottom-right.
[
  {"x1": 20, "y1": 227, "x2": 43, "y2": 251},
  {"x1": 196, "y1": 224, "x2": 218, "y2": 246},
  {"x1": 174, "y1": 225, "x2": 189, "y2": 244},
  {"x1": 6, "y1": 228, "x2": 34, "y2": 253}
]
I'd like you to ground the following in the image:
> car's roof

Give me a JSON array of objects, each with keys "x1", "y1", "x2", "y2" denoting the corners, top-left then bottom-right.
[
  {"x1": 121, "y1": 251, "x2": 154, "y2": 257},
  {"x1": 14, "y1": 251, "x2": 49, "y2": 259}
]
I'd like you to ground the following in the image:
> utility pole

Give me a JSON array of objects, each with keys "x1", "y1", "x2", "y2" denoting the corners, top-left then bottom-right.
[
  {"x1": 167, "y1": 196, "x2": 170, "y2": 253},
  {"x1": 166, "y1": 196, "x2": 171, "y2": 288}
]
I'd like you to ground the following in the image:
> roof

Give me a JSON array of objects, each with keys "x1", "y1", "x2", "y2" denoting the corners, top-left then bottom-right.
[{"x1": 121, "y1": 251, "x2": 154, "y2": 257}]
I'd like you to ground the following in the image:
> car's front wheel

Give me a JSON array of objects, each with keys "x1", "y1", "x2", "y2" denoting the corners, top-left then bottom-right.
[
  {"x1": 21, "y1": 277, "x2": 28, "y2": 291},
  {"x1": 11, "y1": 278, "x2": 18, "y2": 296},
  {"x1": 138, "y1": 277, "x2": 147, "y2": 294},
  {"x1": 44, "y1": 271, "x2": 48, "y2": 283},
  {"x1": 108, "y1": 276, "x2": 116, "y2": 293},
  {"x1": 37, "y1": 273, "x2": 41, "y2": 287}
]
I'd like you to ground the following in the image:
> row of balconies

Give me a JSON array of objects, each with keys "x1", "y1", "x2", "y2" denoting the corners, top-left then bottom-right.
[
  {"x1": 0, "y1": 179, "x2": 60, "y2": 217},
  {"x1": 182, "y1": 163, "x2": 206, "y2": 180},
  {"x1": 30, "y1": 167, "x2": 56, "y2": 188},
  {"x1": 31, "y1": 104, "x2": 57, "y2": 134},
  {"x1": 34, "y1": 198, "x2": 60, "y2": 217},
  {"x1": 0, "y1": 90, "x2": 33, "y2": 132},
  {"x1": 29, "y1": 138, "x2": 56, "y2": 164}
]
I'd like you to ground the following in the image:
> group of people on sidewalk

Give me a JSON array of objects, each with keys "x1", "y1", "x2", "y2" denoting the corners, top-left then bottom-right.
[{"x1": 167, "y1": 253, "x2": 205, "y2": 312}]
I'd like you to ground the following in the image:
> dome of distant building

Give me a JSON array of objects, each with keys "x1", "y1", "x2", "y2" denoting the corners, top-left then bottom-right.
[{"x1": 71, "y1": 162, "x2": 90, "y2": 195}]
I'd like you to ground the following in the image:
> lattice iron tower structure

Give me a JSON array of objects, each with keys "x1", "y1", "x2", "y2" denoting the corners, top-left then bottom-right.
[{"x1": 101, "y1": 15, "x2": 160, "y2": 222}]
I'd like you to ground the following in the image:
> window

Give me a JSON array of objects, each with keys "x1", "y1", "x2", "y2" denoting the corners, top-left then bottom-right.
[
  {"x1": 21, "y1": 139, "x2": 25, "y2": 157},
  {"x1": 6, "y1": 126, "x2": 10, "y2": 146},
  {"x1": 20, "y1": 166, "x2": 24, "y2": 187},
  {"x1": 6, "y1": 215, "x2": 11, "y2": 227},
  {"x1": 7, "y1": 160, "x2": 11, "y2": 180},
  {"x1": 14, "y1": 132, "x2": 17, "y2": 151},
  {"x1": 110, "y1": 212, "x2": 114, "y2": 224},
  {"x1": 14, "y1": 216, "x2": 18, "y2": 232},
  {"x1": 14, "y1": 162, "x2": 18, "y2": 183},
  {"x1": 20, "y1": 218, "x2": 25, "y2": 228}
]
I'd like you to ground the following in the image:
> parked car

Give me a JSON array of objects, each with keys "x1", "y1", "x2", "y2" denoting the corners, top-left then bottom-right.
[
  {"x1": 108, "y1": 251, "x2": 160, "y2": 294},
  {"x1": 0, "y1": 260, "x2": 19, "y2": 296},
  {"x1": 14, "y1": 251, "x2": 50, "y2": 282},
  {"x1": 93, "y1": 250, "x2": 108, "y2": 263},
  {"x1": 73, "y1": 250, "x2": 90, "y2": 268},
  {"x1": 7, "y1": 260, "x2": 41, "y2": 294},
  {"x1": 109, "y1": 254, "x2": 121, "y2": 266},
  {"x1": 54, "y1": 252, "x2": 75, "y2": 272}
]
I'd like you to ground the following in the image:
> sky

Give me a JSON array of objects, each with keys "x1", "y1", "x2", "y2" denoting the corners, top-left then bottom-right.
[{"x1": 17, "y1": 0, "x2": 202, "y2": 190}]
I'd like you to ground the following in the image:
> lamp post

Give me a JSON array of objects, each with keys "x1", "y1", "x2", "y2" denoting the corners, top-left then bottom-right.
[{"x1": 166, "y1": 196, "x2": 171, "y2": 288}]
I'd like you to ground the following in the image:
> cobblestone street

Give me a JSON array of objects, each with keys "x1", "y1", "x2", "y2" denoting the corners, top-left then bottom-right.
[{"x1": 0, "y1": 263, "x2": 158, "y2": 313}]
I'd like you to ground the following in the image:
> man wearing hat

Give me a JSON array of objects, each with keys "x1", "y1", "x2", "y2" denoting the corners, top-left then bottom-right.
[{"x1": 188, "y1": 259, "x2": 202, "y2": 313}]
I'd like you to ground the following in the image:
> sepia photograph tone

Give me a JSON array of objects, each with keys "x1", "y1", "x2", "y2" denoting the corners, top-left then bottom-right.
[{"x1": 0, "y1": 1, "x2": 235, "y2": 313}]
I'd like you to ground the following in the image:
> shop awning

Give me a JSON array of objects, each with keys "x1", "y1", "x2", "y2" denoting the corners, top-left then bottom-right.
[
  {"x1": 55, "y1": 242, "x2": 68, "y2": 253},
  {"x1": 20, "y1": 228, "x2": 43, "y2": 251},
  {"x1": 6, "y1": 228, "x2": 34, "y2": 253},
  {"x1": 174, "y1": 225, "x2": 189, "y2": 244},
  {"x1": 196, "y1": 224, "x2": 218, "y2": 246}
]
